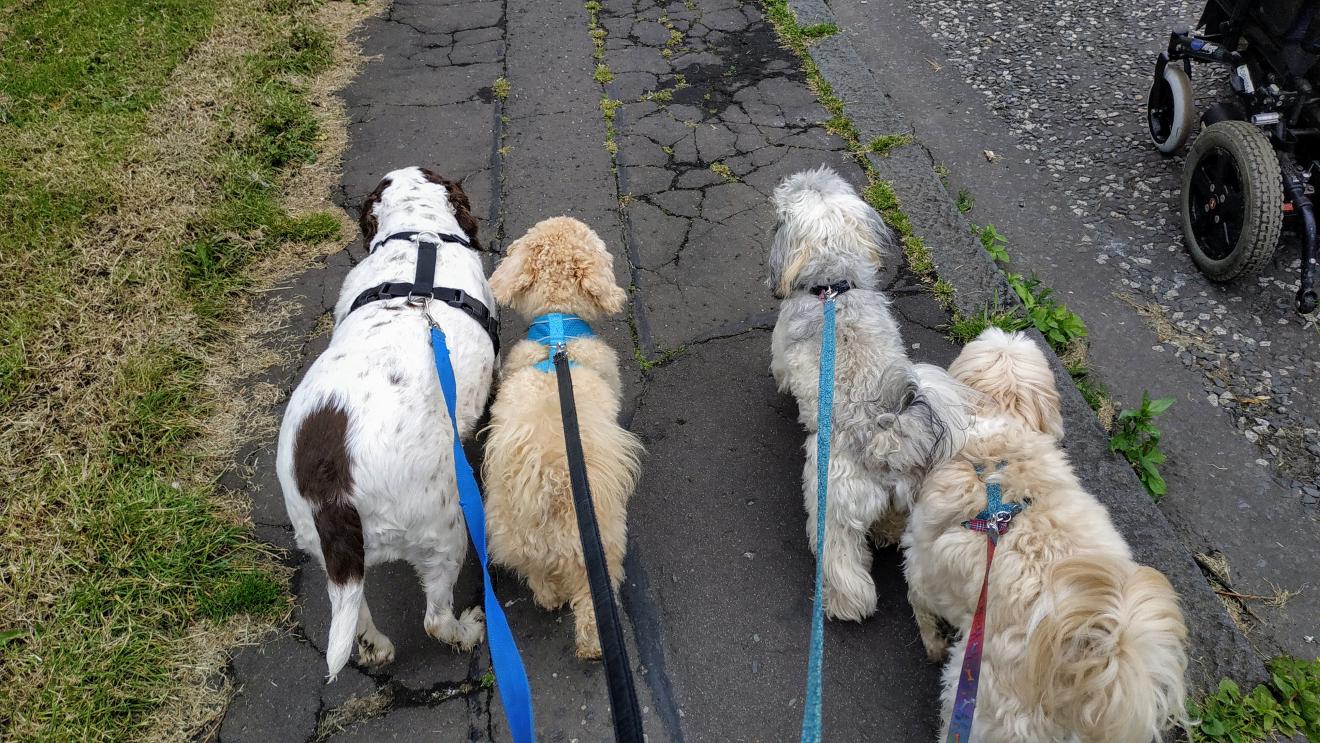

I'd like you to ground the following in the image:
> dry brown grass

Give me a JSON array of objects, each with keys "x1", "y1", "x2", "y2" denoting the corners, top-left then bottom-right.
[{"x1": 0, "y1": 0, "x2": 383, "y2": 738}]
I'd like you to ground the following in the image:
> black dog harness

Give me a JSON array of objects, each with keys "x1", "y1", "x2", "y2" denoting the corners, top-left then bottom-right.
[{"x1": 349, "y1": 230, "x2": 500, "y2": 355}]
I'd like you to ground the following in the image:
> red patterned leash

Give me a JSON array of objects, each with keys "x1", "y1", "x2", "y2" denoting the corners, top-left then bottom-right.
[{"x1": 946, "y1": 461, "x2": 1022, "y2": 743}]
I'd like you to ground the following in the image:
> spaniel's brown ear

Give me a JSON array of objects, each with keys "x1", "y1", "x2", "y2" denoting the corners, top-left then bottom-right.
[
  {"x1": 358, "y1": 176, "x2": 392, "y2": 251},
  {"x1": 420, "y1": 168, "x2": 481, "y2": 249}
]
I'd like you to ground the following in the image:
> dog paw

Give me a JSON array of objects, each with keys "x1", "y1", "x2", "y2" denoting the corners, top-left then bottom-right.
[
  {"x1": 924, "y1": 641, "x2": 949, "y2": 664},
  {"x1": 426, "y1": 606, "x2": 486, "y2": 651},
  {"x1": 530, "y1": 585, "x2": 564, "y2": 611},
  {"x1": 356, "y1": 631, "x2": 396, "y2": 667},
  {"x1": 824, "y1": 580, "x2": 878, "y2": 622},
  {"x1": 574, "y1": 622, "x2": 602, "y2": 661}
]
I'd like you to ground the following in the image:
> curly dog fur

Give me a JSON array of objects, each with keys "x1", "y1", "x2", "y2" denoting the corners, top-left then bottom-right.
[{"x1": 482, "y1": 216, "x2": 644, "y2": 659}]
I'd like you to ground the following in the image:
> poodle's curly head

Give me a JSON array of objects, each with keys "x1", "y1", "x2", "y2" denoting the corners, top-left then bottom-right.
[{"x1": 490, "y1": 216, "x2": 626, "y2": 320}]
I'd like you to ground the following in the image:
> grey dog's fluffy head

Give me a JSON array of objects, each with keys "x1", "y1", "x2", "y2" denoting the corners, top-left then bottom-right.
[{"x1": 766, "y1": 165, "x2": 894, "y2": 299}]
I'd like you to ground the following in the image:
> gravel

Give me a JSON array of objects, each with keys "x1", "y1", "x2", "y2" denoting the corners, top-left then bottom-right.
[{"x1": 909, "y1": 0, "x2": 1320, "y2": 498}]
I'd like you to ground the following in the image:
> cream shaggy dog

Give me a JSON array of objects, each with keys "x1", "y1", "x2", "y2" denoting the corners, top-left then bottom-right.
[
  {"x1": 276, "y1": 167, "x2": 493, "y2": 678},
  {"x1": 768, "y1": 166, "x2": 969, "y2": 621},
  {"x1": 903, "y1": 328, "x2": 1188, "y2": 743},
  {"x1": 482, "y1": 216, "x2": 644, "y2": 659}
]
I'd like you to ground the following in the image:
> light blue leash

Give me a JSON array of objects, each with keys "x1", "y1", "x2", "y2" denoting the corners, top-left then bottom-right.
[
  {"x1": 801, "y1": 282, "x2": 846, "y2": 743},
  {"x1": 430, "y1": 326, "x2": 536, "y2": 743}
]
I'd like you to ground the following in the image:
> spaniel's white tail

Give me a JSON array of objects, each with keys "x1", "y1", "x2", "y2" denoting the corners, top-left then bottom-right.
[{"x1": 326, "y1": 579, "x2": 364, "y2": 680}]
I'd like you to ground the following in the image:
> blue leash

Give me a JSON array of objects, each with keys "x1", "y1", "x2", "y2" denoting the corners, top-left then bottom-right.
[
  {"x1": 430, "y1": 326, "x2": 536, "y2": 743},
  {"x1": 801, "y1": 290, "x2": 840, "y2": 743}
]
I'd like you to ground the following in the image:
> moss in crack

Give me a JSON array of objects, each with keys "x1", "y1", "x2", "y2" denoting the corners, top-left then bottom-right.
[
  {"x1": 868, "y1": 133, "x2": 912, "y2": 156},
  {"x1": 492, "y1": 76, "x2": 510, "y2": 101},
  {"x1": 634, "y1": 346, "x2": 686, "y2": 372},
  {"x1": 709, "y1": 162, "x2": 737, "y2": 183}
]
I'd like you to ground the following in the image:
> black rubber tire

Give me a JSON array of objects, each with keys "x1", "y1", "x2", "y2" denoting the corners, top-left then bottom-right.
[
  {"x1": 1181, "y1": 121, "x2": 1283, "y2": 281},
  {"x1": 1149, "y1": 64, "x2": 1195, "y2": 155}
]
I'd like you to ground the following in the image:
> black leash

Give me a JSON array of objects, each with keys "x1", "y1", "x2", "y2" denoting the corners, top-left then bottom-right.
[
  {"x1": 551, "y1": 348, "x2": 645, "y2": 743},
  {"x1": 349, "y1": 231, "x2": 500, "y2": 355}
]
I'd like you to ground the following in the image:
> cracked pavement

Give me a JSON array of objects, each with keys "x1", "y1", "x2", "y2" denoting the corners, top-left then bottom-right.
[{"x1": 219, "y1": 0, "x2": 962, "y2": 740}]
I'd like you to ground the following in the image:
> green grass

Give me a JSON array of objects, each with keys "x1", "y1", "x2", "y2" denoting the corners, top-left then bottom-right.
[
  {"x1": 1188, "y1": 657, "x2": 1320, "y2": 742},
  {"x1": 0, "y1": 0, "x2": 355, "y2": 737},
  {"x1": 1109, "y1": 392, "x2": 1175, "y2": 499},
  {"x1": 868, "y1": 133, "x2": 913, "y2": 155},
  {"x1": 594, "y1": 63, "x2": 614, "y2": 84},
  {"x1": 946, "y1": 306, "x2": 1031, "y2": 344},
  {"x1": 800, "y1": 22, "x2": 839, "y2": 39},
  {"x1": 634, "y1": 346, "x2": 687, "y2": 371}
]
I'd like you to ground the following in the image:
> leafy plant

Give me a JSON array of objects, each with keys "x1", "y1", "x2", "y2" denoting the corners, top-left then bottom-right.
[
  {"x1": 956, "y1": 188, "x2": 974, "y2": 214},
  {"x1": 974, "y1": 223, "x2": 1010, "y2": 263},
  {"x1": 1189, "y1": 657, "x2": 1320, "y2": 742},
  {"x1": 1005, "y1": 272, "x2": 1088, "y2": 348},
  {"x1": 1109, "y1": 392, "x2": 1174, "y2": 499}
]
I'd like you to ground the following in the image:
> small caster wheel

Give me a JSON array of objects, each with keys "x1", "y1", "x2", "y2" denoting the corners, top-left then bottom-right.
[
  {"x1": 1149, "y1": 62, "x2": 1196, "y2": 155},
  {"x1": 1298, "y1": 289, "x2": 1318, "y2": 314}
]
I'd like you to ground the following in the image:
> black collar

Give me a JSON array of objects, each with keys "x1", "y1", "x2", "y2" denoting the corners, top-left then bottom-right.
[
  {"x1": 808, "y1": 280, "x2": 852, "y2": 299},
  {"x1": 350, "y1": 231, "x2": 500, "y2": 355},
  {"x1": 370, "y1": 229, "x2": 471, "y2": 254}
]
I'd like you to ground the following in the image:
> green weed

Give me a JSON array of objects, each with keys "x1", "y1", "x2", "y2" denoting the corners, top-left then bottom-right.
[
  {"x1": 956, "y1": 188, "x2": 974, "y2": 214},
  {"x1": 492, "y1": 76, "x2": 511, "y2": 100},
  {"x1": 974, "y1": 223, "x2": 1010, "y2": 263},
  {"x1": 1188, "y1": 657, "x2": 1320, "y2": 742},
  {"x1": 594, "y1": 63, "x2": 614, "y2": 84},
  {"x1": 1109, "y1": 392, "x2": 1175, "y2": 499}
]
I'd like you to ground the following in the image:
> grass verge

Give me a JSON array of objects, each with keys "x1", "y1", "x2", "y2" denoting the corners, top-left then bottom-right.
[{"x1": 0, "y1": 0, "x2": 375, "y2": 738}]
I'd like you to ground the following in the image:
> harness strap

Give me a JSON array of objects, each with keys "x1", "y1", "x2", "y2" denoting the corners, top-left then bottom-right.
[
  {"x1": 946, "y1": 461, "x2": 1021, "y2": 743},
  {"x1": 371, "y1": 229, "x2": 471, "y2": 253},
  {"x1": 430, "y1": 327, "x2": 535, "y2": 743},
  {"x1": 350, "y1": 233, "x2": 501, "y2": 355},
  {"x1": 528, "y1": 312, "x2": 594, "y2": 372},
  {"x1": 551, "y1": 347, "x2": 645, "y2": 743},
  {"x1": 801, "y1": 293, "x2": 839, "y2": 743}
]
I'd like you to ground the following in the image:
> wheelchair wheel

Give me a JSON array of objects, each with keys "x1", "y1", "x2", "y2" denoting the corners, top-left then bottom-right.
[
  {"x1": 1148, "y1": 63, "x2": 1195, "y2": 155},
  {"x1": 1181, "y1": 121, "x2": 1282, "y2": 280}
]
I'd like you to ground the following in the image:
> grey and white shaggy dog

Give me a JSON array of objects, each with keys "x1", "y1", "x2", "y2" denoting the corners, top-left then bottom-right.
[{"x1": 768, "y1": 166, "x2": 970, "y2": 621}]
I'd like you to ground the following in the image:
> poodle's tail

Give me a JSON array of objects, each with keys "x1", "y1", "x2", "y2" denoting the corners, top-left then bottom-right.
[{"x1": 1026, "y1": 553, "x2": 1188, "y2": 743}]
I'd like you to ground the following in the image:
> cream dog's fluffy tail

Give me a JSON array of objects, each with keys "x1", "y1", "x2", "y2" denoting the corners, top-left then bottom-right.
[{"x1": 1026, "y1": 553, "x2": 1189, "y2": 743}]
